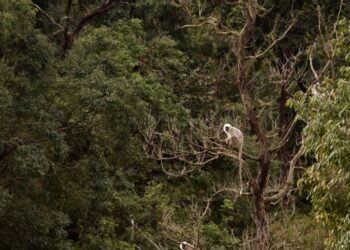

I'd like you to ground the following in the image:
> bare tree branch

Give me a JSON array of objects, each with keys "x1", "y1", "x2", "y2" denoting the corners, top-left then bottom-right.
[
  {"x1": 142, "y1": 1, "x2": 307, "y2": 248},
  {"x1": 61, "y1": 0, "x2": 129, "y2": 58},
  {"x1": 32, "y1": 3, "x2": 63, "y2": 31},
  {"x1": 309, "y1": 42, "x2": 332, "y2": 85},
  {"x1": 269, "y1": 115, "x2": 299, "y2": 152},
  {"x1": 332, "y1": 0, "x2": 344, "y2": 37},
  {"x1": 180, "y1": 16, "x2": 241, "y2": 38},
  {"x1": 135, "y1": 226, "x2": 164, "y2": 250},
  {"x1": 264, "y1": 145, "x2": 305, "y2": 203},
  {"x1": 246, "y1": 18, "x2": 296, "y2": 60}
]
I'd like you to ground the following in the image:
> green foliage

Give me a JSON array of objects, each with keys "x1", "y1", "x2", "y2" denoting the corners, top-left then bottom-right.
[
  {"x1": 297, "y1": 19, "x2": 350, "y2": 249},
  {"x1": 0, "y1": 189, "x2": 71, "y2": 250},
  {"x1": 0, "y1": 0, "x2": 347, "y2": 249},
  {"x1": 201, "y1": 221, "x2": 239, "y2": 249},
  {"x1": 0, "y1": 0, "x2": 35, "y2": 43},
  {"x1": 270, "y1": 212, "x2": 327, "y2": 249},
  {"x1": 0, "y1": 3, "x2": 186, "y2": 248},
  {"x1": 79, "y1": 217, "x2": 135, "y2": 250}
]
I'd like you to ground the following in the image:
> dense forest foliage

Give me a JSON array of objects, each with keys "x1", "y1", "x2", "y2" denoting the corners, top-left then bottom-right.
[{"x1": 0, "y1": 0, "x2": 349, "y2": 249}]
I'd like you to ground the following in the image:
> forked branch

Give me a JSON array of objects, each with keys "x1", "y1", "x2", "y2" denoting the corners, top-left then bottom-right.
[
  {"x1": 139, "y1": 114, "x2": 256, "y2": 190},
  {"x1": 264, "y1": 145, "x2": 305, "y2": 203},
  {"x1": 246, "y1": 18, "x2": 296, "y2": 60},
  {"x1": 60, "y1": 0, "x2": 129, "y2": 58}
]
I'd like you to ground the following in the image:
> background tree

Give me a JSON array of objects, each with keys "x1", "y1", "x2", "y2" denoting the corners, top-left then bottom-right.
[
  {"x1": 295, "y1": 17, "x2": 350, "y2": 250},
  {"x1": 141, "y1": 1, "x2": 306, "y2": 249},
  {"x1": 0, "y1": 0, "x2": 349, "y2": 249}
]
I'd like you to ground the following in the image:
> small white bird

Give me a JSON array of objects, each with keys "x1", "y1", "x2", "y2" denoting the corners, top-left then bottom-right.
[{"x1": 179, "y1": 241, "x2": 195, "y2": 250}]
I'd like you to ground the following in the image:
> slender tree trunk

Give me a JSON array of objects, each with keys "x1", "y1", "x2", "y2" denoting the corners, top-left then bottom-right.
[
  {"x1": 239, "y1": 80, "x2": 271, "y2": 250},
  {"x1": 278, "y1": 84, "x2": 290, "y2": 183},
  {"x1": 254, "y1": 194, "x2": 269, "y2": 250},
  {"x1": 129, "y1": 0, "x2": 136, "y2": 18},
  {"x1": 61, "y1": 0, "x2": 73, "y2": 59},
  {"x1": 235, "y1": 2, "x2": 272, "y2": 248}
]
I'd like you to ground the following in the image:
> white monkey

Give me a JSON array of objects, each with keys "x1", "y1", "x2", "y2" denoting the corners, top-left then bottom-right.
[
  {"x1": 223, "y1": 123, "x2": 244, "y2": 195},
  {"x1": 223, "y1": 123, "x2": 243, "y2": 148},
  {"x1": 179, "y1": 242, "x2": 195, "y2": 250}
]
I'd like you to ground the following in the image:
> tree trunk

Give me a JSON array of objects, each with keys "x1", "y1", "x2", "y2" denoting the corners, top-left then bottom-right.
[
  {"x1": 254, "y1": 195, "x2": 269, "y2": 250},
  {"x1": 239, "y1": 85, "x2": 271, "y2": 250},
  {"x1": 235, "y1": 2, "x2": 272, "y2": 248},
  {"x1": 278, "y1": 84, "x2": 290, "y2": 183}
]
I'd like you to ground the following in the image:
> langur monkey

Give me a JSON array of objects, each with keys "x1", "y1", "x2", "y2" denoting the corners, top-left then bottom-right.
[
  {"x1": 179, "y1": 241, "x2": 195, "y2": 250},
  {"x1": 223, "y1": 123, "x2": 244, "y2": 195}
]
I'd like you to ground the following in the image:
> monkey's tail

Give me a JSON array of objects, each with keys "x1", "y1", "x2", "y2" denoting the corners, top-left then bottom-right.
[{"x1": 238, "y1": 145, "x2": 243, "y2": 195}]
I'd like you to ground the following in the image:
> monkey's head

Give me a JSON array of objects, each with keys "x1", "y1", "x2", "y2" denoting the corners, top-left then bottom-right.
[
  {"x1": 223, "y1": 123, "x2": 232, "y2": 133},
  {"x1": 179, "y1": 241, "x2": 194, "y2": 250}
]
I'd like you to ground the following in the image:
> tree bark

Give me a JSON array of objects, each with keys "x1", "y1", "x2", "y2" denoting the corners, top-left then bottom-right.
[
  {"x1": 254, "y1": 195, "x2": 269, "y2": 250},
  {"x1": 235, "y1": 1, "x2": 271, "y2": 249},
  {"x1": 60, "y1": 0, "x2": 73, "y2": 58},
  {"x1": 0, "y1": 143, "x2": 16, "y2": 162},
  {"x1": 60, "y1": 0, "x2": 129, "y2": 58},
  {"x1": 278, "y1": 84, "x2": 290, "y2": 183}
]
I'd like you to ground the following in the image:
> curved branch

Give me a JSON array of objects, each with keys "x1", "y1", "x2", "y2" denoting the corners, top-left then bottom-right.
[
  {"x1": 135, "y1": 226, "x2": 163, "y2": 250},
  {"x1": 269, "y1": 115, "x2": 299, "y2": 152},
  {"x1": 32, "y1": 3, "x2": 63, "y2": 30},
  {"x1": 61, "y1": 0, "x2": 129, "y2": 58},
  {"x1": 246, "y1": 18, "x2": 296, "y2": 60},
  {"x1": 263, "y1": 145, "x2": 305, "y2": 203}
]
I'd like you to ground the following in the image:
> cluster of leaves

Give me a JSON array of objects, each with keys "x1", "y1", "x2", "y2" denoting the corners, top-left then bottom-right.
[
  {"x1": 296, "y1": 19, "x2": 350, "y2": 250},
  {"x1": 0, "y1": 1, "x2": 249, "y2": 249},
  {"x1": 0, "y1": 1, "x2": 186, "y2": 249}
]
